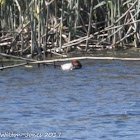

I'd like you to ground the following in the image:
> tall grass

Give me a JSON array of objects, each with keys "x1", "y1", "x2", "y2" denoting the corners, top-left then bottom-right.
[{"x1": 0, "y1": 0, "x2": 140, "y2": 58}]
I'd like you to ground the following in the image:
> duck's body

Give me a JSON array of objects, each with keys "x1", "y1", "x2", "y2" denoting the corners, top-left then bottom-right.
[
  {"x1": 61, "y1": 60, "x2": 82, "y2": 70},
  {"x1": 61, "y1": 63, "x2": 73, "y2": 70}
]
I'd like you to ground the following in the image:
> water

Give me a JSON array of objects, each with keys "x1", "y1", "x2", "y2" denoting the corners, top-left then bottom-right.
[{"x1": 0, "y1": 60, "x2": 140, "y2": 140}]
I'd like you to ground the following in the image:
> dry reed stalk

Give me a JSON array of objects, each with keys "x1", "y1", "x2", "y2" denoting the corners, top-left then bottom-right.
[
  {"x1": 30, "y1": 57, "x2": 140, "y2": 65},
  {"x1": 0, "y1": 0, "x2": 140, "y2": 57},
  {"x1": 0, "y1": 62, "x2": 27, "y2": 70}
]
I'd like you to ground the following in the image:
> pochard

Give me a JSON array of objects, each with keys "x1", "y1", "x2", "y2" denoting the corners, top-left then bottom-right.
[{"x1": 61, "y1": 60, "x2": 82, "y2": 70}]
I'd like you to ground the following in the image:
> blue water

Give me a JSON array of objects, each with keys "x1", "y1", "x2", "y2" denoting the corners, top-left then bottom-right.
[{"x1": 0, "y1": 60, "x2": 140, "y2": 140}]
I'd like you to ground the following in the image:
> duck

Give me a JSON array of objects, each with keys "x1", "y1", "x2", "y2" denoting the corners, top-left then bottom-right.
[{"x1": 61, "y1": 60, "x2": 82, "y2": 70}]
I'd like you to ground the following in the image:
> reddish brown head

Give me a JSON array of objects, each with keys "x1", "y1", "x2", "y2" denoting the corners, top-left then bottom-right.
[{"x1": 72, "y1": 60, "x2": 82, "y2": 69}]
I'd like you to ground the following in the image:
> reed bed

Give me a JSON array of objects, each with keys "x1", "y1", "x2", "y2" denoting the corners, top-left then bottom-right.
[{"x1": 0, "y1": 0, "x2": 140, "y2": 60}]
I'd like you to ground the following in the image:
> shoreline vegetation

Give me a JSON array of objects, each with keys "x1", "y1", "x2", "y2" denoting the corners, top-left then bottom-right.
[{"x1": 0, "y1": 0, "x2": 140, "y2": 69}]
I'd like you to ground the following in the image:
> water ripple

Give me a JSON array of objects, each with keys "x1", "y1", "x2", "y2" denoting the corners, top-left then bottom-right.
[{"x1": 0, "y1": 60, "x2": 140, "y2": 139}]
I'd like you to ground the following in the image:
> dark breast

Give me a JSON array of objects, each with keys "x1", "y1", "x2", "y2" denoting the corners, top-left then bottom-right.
[{"x1": 72, "y1": 60, "x2": 82, "y2": 69}]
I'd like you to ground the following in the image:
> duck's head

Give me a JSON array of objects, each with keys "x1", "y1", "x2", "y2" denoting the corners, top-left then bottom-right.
[{"x1": 72, "y1": 60, "x2": 82, "y2": 69}]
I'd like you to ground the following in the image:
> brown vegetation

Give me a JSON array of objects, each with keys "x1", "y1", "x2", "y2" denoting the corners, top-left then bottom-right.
[{"x1": 0, "y1": 0, "x2": 140, "y2": 61}]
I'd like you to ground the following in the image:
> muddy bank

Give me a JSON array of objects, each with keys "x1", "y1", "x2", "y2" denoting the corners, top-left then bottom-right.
[
  {"x1": 1, "y1": 47, "x2": 140, "y2": 62},
  {"x1": 66, "y1": 47, "x2": 140, "y2": 58}
]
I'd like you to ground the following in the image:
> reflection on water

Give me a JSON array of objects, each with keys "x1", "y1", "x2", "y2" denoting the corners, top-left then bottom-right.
[{"x1": 0, "y1": 60, "x2": 140, "y2": 140}]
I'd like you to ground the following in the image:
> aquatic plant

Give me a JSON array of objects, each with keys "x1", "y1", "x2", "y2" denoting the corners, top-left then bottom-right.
[{"x1": 0, "y1": 0, "x2": 140, "y2": 59}]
